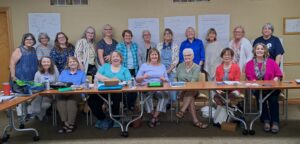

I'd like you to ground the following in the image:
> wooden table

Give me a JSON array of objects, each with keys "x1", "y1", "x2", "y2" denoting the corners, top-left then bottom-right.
[
  {"x1": 0, "y1": 94, "x2": 40, "y2": 142},
  {"x1": 38, "y1": 80, "x2": 300, "y2": 136}
]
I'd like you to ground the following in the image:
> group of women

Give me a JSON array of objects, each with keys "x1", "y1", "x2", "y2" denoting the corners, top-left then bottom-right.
[{"x1": 9, "y1": 22, "x2": 284, "y2": 134}]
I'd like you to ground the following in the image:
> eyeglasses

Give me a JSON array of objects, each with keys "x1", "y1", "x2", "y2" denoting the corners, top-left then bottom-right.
[
  {"x1": 183, "y1": 54, "x2": 192, "y2": 57},
  {"x1": 104, "y1": 29, "x2": 112, "y2": 31},
  {"x1": 58, "y1": 36, "x2": 65, "y2": 39},
  {"x1": 86, "y1": 32, "x2": 95, "y2": 34},
  {"x1": 25, "y1": 38, "x2": 33, "y2": 41}
]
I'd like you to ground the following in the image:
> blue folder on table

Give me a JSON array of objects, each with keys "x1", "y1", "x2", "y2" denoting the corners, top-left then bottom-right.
[{"x1": 98, "y1": 85, "x2": 123, "y2": 91}]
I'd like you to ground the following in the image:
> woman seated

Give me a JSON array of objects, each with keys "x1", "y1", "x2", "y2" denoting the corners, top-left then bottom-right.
[
  {"x1": 175, "y1": 48, "x2": 208, "y2": 129},
  {"x1": 87, "y1": 51, "x2": 131, "y2": 130},
  {"x1": 136, "y1": 48, "x2": 169, "y2": 128},
  {"x1": 31, "y1": 56, "x2": 59, "y2": 121},
  {"x1": 214, "y1": 48, "x2": 241, "y2": 105},
  {"x1": 57, "y1": 56, "x2": 86, "y2": 133},
  {"x1": 245, "y1": 43, "x2": 282, "y2": 133}
]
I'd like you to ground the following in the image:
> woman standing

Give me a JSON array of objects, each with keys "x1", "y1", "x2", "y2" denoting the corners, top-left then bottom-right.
[
  {"x1": 75, "y1": 26, "x2": 97, "y2": 78},
  {"x1": 138, "y1": 30, "x2": 156, "y2": 66},
  {"x1": 36, "y1": 32, "x2": 53, "y2": 60},
  {"x1": 136, "y1": 48, "x2": 169, "y2": 128},
  {"x1": 116, "y1": 29, "x2": 139, "y2": 111},
  {"x1": 253, "y1": 23, "x2": 284, "y2": 65},
  {"x1": 31, "y1": 56, "x2": 59, "y2": 121},
  {"x1": 204, "y1": 28, "x2": 224, "y2": 81},
  {"x1": 229, "y1": 26, "x2": 253, "y2": 73},
  {"x1": 175, "y1": 48, "x2": 208, "y2": 129},
  {"x1": 245, "y1": 43, "x2": 282, "y2": 133},
  {"x1": 50, "y1": 32, "x2": 75, "y2": 73},
  {"x1": 10, "y1": 33, "x2": 38, "y2": 82},
  {"x1": 97, "y1": 24, "x2": 118, "y2": 66},
  {"x1": 57, "y1": 57, "x2": 86, "y2": 133},
  {"x1": 157, "y1": 28, "x2": 179, "y2": 103}
]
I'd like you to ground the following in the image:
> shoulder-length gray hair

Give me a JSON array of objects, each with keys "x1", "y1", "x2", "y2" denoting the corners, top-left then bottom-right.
[
  {"x1": 81, "y1": 26, "x2": 96, "y2": 43},
  {"x1": 101, "y1": 24, "x2": 113, "y2": 38}
]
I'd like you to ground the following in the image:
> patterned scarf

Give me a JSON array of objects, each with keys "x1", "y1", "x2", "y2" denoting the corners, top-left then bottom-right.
[
  {"x1": 254, "y1": 58, "x2": 266, "y2": 80},
  {"x1": 231, "y1": 40, "x2": 241, "y2": 63}
]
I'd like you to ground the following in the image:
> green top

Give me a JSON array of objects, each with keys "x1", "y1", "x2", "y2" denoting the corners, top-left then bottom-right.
[{"x1": 176, "y1": 63, "x2": 200, "y2": 82}]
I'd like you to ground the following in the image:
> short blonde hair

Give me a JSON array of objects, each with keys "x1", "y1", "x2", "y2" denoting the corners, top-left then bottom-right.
[{"x1": 185, "y1": 27, "x2": 196, "y2": 38}]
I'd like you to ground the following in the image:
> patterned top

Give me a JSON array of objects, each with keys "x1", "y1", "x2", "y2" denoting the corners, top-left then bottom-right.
[
  {"x1": 116, "y1": 41, "x2": 139, "y2": 73},
  {"x1": 35, "y1": 44, "x2": 53, "y2": 60},
  {"x1": 75, "y1": 38, "x2": 96, "y2": 73},
  {"x1": 157, "y1": 42, "x2": 179, "y2": 73},
  {"x1": 50, "y1": 45, "x2": 75, "y2": 73},
  {"x1": 96, "y1": 39, "x2": 118, "y2": 63}
]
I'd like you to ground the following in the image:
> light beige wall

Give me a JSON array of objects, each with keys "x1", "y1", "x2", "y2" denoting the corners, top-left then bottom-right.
[{"x1": 1, "y1": 0, "x2": 300, "y2": 97}]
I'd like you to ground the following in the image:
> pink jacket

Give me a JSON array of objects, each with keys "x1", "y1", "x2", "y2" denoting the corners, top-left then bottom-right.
[{"x1": 245, "y1": 58, "x2": 282, "y2": 81}]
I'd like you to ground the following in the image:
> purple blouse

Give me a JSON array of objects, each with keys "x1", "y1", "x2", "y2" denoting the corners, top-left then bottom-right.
[{"x1": 245, "y1": 58, "x2": 282, "y2": 81}]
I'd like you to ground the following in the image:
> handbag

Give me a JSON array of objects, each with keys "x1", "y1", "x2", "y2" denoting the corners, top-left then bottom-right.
[
  {"x1": 11, "y1": 80, "x2": 45, "y2": 94},
  {"x1": 213, "y1": 105, "x2": 235, "y2": 125}
]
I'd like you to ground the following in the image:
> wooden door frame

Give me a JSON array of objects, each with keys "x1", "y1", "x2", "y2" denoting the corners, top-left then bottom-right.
[{"x1": 0, "y1": 7, "x2": 13, "y2": 55}]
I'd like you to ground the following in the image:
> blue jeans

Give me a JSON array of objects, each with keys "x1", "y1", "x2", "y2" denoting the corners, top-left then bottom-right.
[{"x1": 253, "y1": 90, "x2": 280, "y2": 124}]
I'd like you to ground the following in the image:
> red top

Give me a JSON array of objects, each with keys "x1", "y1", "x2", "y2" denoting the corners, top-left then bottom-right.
[{"x1": 215, "y1": 63, "x2": 241, "y2": 81}]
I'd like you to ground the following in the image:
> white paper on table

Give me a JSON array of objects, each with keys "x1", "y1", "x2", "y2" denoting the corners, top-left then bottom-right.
[
  {"x1": 164, "y1": 16, "x2": 196, "y2": 46},
  {"x1": 0, "y1": 96, "x2": 15, "y2": 103},
  {"x1": 198, "y1": 14, "x2": 230, "y2": 48},
  {"x1": 223, "y1": 81, "x2": 241, "y2": 85},
  {"x1": 128, "y1": 18, "x2": 160, "y2": 47}
]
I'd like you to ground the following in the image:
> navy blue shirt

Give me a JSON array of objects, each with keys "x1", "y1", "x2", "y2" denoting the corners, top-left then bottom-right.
[
  {"x1": 179, "y1": 38, "x2": 205, "y2": 64},
  {"x1": 253, "y1": 35, "x2": 284, "y2": 60},
  {"x1": 58, "y1": 69, "x2": 86, "y2": 85}
]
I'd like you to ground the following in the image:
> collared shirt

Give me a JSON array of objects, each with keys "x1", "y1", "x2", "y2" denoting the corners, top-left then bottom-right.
[
  {"x1": 179, "y1": 38, "x2": 205, "y2": 64},
  {"x1": 116, "y1": 41, "x2": 139, "y2": 73},
  {"x1": 58, "y1": 69, "x2": 86, "y2": 85}
]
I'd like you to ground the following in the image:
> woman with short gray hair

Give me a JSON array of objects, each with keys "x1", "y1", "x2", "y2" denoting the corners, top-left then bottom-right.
[
  {"x1": 138, "y1": 30, "x2": 156, "y2": 66},
  {"x1": 175, "y1": 48, "x2": 208, "y2": 129},
  {"x1": 36, "y1": 32, "x2": 53, "y2": 60},
  {"x1": 253, "y1": 23, "x2": 284, "y2": 65}
]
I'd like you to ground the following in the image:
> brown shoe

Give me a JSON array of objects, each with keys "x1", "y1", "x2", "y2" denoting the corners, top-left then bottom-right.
[{"x1": 176, "y1": 111, "x2": 184, "y2": 119}]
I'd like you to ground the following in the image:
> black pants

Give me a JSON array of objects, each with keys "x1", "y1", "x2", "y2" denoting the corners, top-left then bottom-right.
[
  {"x1": 87, "y1": 93, "x2": 122, "y2": 120},
  {"x1": 87, "y1": 64, "x2": 97, "y2": 82}
]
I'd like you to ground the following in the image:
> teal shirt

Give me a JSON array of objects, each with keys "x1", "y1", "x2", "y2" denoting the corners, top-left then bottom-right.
[{"x1": 98, "y1": 63, "x2": 131, "y2": 82}]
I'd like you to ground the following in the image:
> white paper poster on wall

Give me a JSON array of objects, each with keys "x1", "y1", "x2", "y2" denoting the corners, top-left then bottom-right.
[
  {"x1": 198, "y1": 14, "x2": 230, "y2": 48},
  {"x1": 128, "y1": 18, "x2": 160, "y2": 48},
  {"x1": 28, "y1": 13, "x2": 61, "y2": 46},
  {"x1": 164, "y1": 16, "x2": 196, "y2": 46}
]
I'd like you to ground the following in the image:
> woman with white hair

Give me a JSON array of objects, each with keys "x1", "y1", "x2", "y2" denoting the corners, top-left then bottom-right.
[
  {"x1": 97, "y1": 24, "x2": 118, "y2": 66},
  {"x1": 138, "y1": 30, "x2": 156, "y2": 66},
  {"x1": 253, "y1": 23, "x2": 284, "y2": 65},
  {"x1": 175, "y1": 48, "x2": 208, "y2": 129},
  {"x1": 229, "y1": 26, "x2": 253, "y2": 73},
  {"x1": 75, "y1": 26, "x2": 97, "y2": 77},
  {"x1": 36, "y1": 32, "x2": 53, "y2": 60}
]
